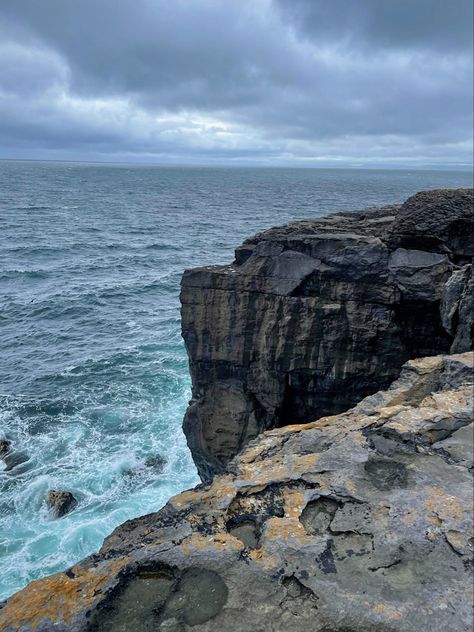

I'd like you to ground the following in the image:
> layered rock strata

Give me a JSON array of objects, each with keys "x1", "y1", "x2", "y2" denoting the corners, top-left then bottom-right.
[
  {"x1": 181, "y1": 188, "x2": 473, "y2": 480},
  {"x1": 1, "y1": 352, "x2": 472, "y2": 632}
]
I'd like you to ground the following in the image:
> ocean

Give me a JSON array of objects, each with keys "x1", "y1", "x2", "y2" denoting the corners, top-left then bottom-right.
[{"x1": 0, "y1": 160, "x2": 472, "y2": 601}]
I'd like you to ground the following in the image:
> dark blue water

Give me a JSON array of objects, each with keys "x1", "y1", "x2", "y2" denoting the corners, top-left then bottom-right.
[{"x1": 0, "y1": 160, "x2": 472, "y2": 600}]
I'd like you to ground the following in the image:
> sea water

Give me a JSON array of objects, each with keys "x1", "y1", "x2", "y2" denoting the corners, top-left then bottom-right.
[{"x1": 0, "y1": 161, "x2": 472, "y2": 600}]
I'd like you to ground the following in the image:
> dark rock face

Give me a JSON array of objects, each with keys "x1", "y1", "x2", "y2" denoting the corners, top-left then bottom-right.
[
  {"x1": 2, "y1": 352, "x2": 472, "y2": 632},
  {"x1": 0, "y1": 439, "x2": 11, "y2": 459},
  {"x1": 389, "y1": 188, "x2": 474, "y2": 259},
  {"x1": 47, "y1": 490, "x2": 77, "y2": 518},
  {"x1": 181, "y1": 188, "x2": 474, "y2": 481}
]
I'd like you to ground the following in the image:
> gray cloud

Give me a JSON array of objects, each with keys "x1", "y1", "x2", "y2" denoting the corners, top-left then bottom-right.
[{"x1": 0, "y1": 0, "x2": 472, "y2": 166}]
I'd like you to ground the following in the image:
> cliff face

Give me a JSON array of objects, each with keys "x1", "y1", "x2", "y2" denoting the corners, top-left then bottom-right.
[
  {"x1": 181, "y1": 188, "x2": 473, "y2": 481},
  {"x1": 2, "y1": 352, "x2": 472, "y2": 632}
]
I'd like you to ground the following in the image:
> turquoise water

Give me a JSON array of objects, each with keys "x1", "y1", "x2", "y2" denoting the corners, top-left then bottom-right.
[{"x1": 0, "y1": 161, "x2": 472, "y2": 600}]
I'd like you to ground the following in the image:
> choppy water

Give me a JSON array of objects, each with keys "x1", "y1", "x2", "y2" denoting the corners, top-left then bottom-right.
[{"x1": 0, "y1": 160, "x2": 472, "y2": 600}]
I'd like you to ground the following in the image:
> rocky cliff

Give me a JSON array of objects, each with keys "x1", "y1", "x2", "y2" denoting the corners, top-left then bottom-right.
[
  {"x1": 1, "y1": 188, "x2": 473, "y2": 631},
  {"x1": 1, "y1": 351, "x2": 472, "y2": 632},
  {"x1": 181, "y1": 188, "x2": 473, "y2": 481}
]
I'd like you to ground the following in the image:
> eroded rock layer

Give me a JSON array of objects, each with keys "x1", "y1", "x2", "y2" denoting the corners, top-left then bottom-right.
[
  {"x1": 1, "y1": 352, "x2": 472, "y2": 632},
  {"x1": 181, "y1": 188, "x2": 473, "y2": 480}
]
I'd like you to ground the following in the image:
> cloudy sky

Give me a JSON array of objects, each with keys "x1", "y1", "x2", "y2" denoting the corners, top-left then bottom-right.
[{"x1": 0, "y1": 0, "x2": 472, "y2": 167}]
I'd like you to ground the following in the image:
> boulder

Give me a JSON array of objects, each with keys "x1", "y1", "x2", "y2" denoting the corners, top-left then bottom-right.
[{"x1": 47, "y1": 490, "x2": 77, "y2": 519}]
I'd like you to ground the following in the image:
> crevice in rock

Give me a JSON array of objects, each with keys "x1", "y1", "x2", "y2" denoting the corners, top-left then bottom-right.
[{"x1": 394, "y1": 299, "x2": 452, "y2": 358}]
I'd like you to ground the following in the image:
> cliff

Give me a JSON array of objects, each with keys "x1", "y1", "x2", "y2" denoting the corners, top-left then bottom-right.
[
  {"x1": 1, "y1": 351, "x2": 472, "y2": 631},
  {"x1": 181, "y1": 188, "x2": 473, "y2": 481}
]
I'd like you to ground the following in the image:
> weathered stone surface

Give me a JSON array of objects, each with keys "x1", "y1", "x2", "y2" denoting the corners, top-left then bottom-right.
[
  {"x1": 2, "y1": 352, "x2": 472, "y2": 631},
  {"x1": 181, "y1": 189, "x2": 473, "y2": 480},
  {"x1": 47, "y1": 490, "x2": 78, "y2": 519},
  {"x1": 389, "y1": 188, "x2": 474, "y2": 258},
  {"x1": 441, "y1": 264, "x2": 474, "y2": 353}
]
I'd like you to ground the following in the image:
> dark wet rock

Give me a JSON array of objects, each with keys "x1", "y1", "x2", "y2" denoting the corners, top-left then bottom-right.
[
  {"x1": 0, "y1": 440, "x2": 11, "y2": 459},
  {"x1": 181, "y1": 188, "x2": 473, "y2": 481},
  {"x1": 441, "y1": 264, "x2": 474, "y2": 353},
  {"x1": 0, "y1": 441, "x2": 30, "y2": 473},
  {"x1": 47, "y1": 490, "x2": 77, "y2": 518},
  {"x1": 144, "y1": 454, "x2": 167, "y2": 471},
  {"x1": 2, "y1": 352, "x2": 472, "y2": 632}
]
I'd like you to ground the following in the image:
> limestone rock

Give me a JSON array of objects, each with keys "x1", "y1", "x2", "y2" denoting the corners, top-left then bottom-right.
[
  {"x1": 389, "y1": 188, "x2": 474, "y2": 258},
  {"x1": 47, "y1": 490, "x2": 77, "y2": 519},
  {"x1": 1, "y1": 352, "x2": 472, "y2": 632},
  {"x1": 441, "y1": 264, "x2": 474, "y2": 353},
  {"x1": 181, "y1": 189, "x2": 473, "y2": 481}
]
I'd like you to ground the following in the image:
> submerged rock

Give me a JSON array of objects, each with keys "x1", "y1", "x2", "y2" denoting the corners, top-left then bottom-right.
[
  {"x1": 1, "y1": 352, "x2": 472, "y2": 631},
  {"x1": 144, "y1": 454, "x2": 167, "y2": 471},
  {"x1": 0, "y1": 440, "x2": 30, "y2": 473},
  {"x1": 181, "y1": 188, "x2": 473, "y2": 481},
  {"x1": 47, "y1": 490, "x2": 77, "y2": 519},
  {"x1": 0, "y1": 440, "x2": 11, "y2": 459}
]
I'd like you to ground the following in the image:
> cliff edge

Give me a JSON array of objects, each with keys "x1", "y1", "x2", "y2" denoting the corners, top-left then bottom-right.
[
  {"x1": 1, "y1": 351, "x2": 472, "y2": 631},
  {"x1": 181, "y1": 188, "x2": 473, "y2": 481},
  {"x1": 1, "y1": 188, "x2": 473, "y2": 631}
]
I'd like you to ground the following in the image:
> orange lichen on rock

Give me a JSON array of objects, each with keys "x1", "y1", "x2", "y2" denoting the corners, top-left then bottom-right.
[{"x1": 0, "y1": 558, "x2": 127, "y2": 631}]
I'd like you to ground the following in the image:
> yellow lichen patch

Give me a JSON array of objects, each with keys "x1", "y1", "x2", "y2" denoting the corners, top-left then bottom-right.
[
  {"x1": 351, "y1": 430, "x2": 368, "y2": 447},
  {"x1": 342, "y1": 478, "x2": 357, "y2": 493},
  {"x1": 179, "y1": 532, "x2": 243, "y2": 556},
  {"x1": 420, "y1": 386, "x2": 473, "y2": 416},
  {"x1": 373, "y1": 603, "x2": 403, "y2": 620},
  {"x1": 200, "y1": 476, "x2": 237, "y2": 508},
  {"x1": 237, "y1": 451, "x2": 324, "y2": 490},
  {"x1": 288, "y1": 453, "x2": 320, "y2": 475},
  {"x1": 170, "y1": 488, "x2": 201, "y2": 509},
  {"x1": 171, "y1": 475, "x2": 237, "y2": 512},
  {"x1": 423, "y1": 486, "x2": 467, "y2": 526},
  {"x1": 408, "y1": 356, "x2": 444, "y2": 374},
  {"x1": 262, "y1": 516, "x2": 309, "y2": 547},
  {"x1": 239, "y1": 436, "x2": 282, "y2": 464},
  {"x1": 378, "y1": 405, "x2": 406, "y2": 419},
  {"x1": 283, "y1": 490, "x2": 306, "y2": 518},
  {"x1": 0, "y1": 558, "x2": 128, "y2": 631},
  {"x1": 400, "y1": 509, "x2": 417, "y2": 528},
  {"x1": 247, "y1": 547, "x2": 280, "y2": 571},
  {"x1": 383, "y1": 408, "x2": 432, "y2": 437}
]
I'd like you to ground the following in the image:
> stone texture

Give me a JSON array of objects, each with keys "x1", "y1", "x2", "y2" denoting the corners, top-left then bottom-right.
[
  {"x1": 441, "y1": 264, "x2": 474, "y2": 353},
  {"x1": 1, "y1": 352, "x2": 472, "y2": 632},
  {"x1": 389, "y1": 188, "x2": 474, "y2": 258},
  {"x1": 181, "y1": 189, "x2": 473, "y2": 481}
]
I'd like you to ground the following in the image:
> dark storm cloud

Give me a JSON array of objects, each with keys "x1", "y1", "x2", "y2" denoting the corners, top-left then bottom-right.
[
  {"x1": 274, "y1": 0, "x2": 473, "y2": 52},
  {"x1": 0, "y1": 0, "x2": 472, "y2": 165}
]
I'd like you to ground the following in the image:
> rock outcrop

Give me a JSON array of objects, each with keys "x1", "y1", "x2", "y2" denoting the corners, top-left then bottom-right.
[
  {"x1": 181, "y1": 188, "x2": 473, "y2": 481},
  {"x1": 47, "y1": 490, "x2": 78, "y2": 519},
  {"x1": 1, "y1": 352, "x2": 472, "y2": 632}
]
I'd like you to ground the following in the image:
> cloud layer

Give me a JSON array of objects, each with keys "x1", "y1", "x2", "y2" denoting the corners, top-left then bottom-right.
[{"x1": 0, "y1": 0, "x2": 472, "y2": 166}]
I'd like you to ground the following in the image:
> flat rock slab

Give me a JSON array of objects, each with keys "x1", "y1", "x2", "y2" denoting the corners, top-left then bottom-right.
[{"x1": 1, "y1": 352, "x2": 472, "y2": 632}]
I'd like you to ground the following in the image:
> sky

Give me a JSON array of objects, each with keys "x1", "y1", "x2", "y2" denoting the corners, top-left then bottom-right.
[{"x1": 0, "y1": 0, "x2": 472, "y2": 168}]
